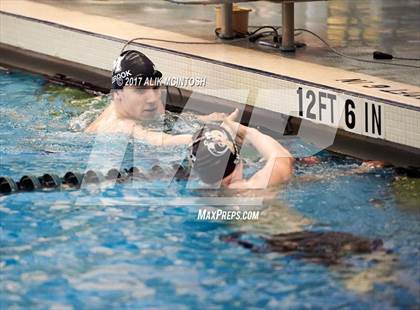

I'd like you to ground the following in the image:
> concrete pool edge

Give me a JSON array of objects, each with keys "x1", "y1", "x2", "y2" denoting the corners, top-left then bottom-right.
[
  {"x1": 0, "y1": 4, "x2": 419, "y2": 166},
  {"x1": 0, "y1": 9, "x2": 419, "y2": 108},
  {"x1": 0, "y1": 43, "x2": 110, "y2": 93}
]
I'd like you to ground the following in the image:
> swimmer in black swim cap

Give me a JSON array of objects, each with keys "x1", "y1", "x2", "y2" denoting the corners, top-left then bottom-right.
[
  {"x1": 111, "y1": 50, "x2": 163, "y2": 90},
  {"x1": 189, "y1": 112, "x2": 294, "y2": 188},
  {"x1": 86, "y1": 50, "x2": 235, "y2": 144},
  {"x1": 189, "y1": 124, "x2": 240, "y2": 185},
  {"x1": 86, "y1": 50, "x2": 165, "y2": 135}
]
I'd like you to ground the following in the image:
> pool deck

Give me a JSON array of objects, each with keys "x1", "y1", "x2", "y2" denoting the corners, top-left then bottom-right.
[
  {"x1": 34, "y1": 0, "x2": 420, "y2": 87},
  {"x1": 1, "y1": 0, "x2": 420, "y2": 165}
]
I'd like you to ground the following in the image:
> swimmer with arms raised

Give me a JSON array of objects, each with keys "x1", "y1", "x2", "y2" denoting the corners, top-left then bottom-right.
[
  {"x1": 86, "y1": 50, "x2": 230, "y2": 145},
  {"x1": 188, "y1": 113, "x2": 294, "y2": 189}
]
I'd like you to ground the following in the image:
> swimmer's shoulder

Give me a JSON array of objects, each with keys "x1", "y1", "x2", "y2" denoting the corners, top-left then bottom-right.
[
  {"x1": 85, "y1": 104, "x2": 112, "y2": 132},
  {"x1": 85, "y1": 120, "x2": 99, "y2": 132},
  {"x1": 85, "y1": 104, "x2": 132, "y2": 133}
]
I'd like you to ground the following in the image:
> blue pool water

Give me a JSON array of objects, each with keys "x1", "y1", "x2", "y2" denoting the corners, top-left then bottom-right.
[{"x1": 1, "y1": 70, "x2": 419, "y2": 309}]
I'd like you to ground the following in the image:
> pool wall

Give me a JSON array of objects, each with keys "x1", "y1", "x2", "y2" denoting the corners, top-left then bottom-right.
[{"x1": 1, "y1": 1, "x2": 420, "y2": 166}]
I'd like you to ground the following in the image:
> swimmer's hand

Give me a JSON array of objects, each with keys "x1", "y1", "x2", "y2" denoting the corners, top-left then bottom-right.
[
  {"x1": 296, "y1": 156, "x2": 321, "y2": 166},
  {"x1": 222, "y1": 109, "x2": 247, "y2": 145},
  {"x1": 352, "y1": 160, "x2": 388, "y2": 174}
]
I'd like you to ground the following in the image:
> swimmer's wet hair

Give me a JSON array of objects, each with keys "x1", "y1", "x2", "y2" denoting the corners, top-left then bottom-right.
[{"x1": 189, "y1": 124, "x2": 240, "y2": 184}]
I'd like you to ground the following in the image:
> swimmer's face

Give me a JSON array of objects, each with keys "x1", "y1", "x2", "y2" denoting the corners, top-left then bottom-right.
[{"x1": 114, "y1": 85, "x2": 164, "y2": 120}]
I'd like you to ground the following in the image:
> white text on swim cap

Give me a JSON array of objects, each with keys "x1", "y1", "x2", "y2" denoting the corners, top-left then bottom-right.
[{"x1": 112, "y1": 70, "x2": 132, "y2": 84}]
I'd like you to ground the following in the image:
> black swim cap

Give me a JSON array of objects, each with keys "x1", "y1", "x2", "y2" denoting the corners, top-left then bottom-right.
[
  {"x1": 111, "y1": 50, "x2": 162, "y2": 89},
  {"x1": 189, "y1": 124, "x2": 240, "y2": 184}
]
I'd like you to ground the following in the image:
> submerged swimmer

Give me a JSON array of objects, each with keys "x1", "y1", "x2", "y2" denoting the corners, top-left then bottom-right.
[
  {"x1": 220, "y1": 228, "x2": 396, "y2": 293},
  {"x1": 85, "y1": 50, "x2": 230, "y2": 145},
  {"x1": 221, "y1": 230, "x2": 387, "y2": 265}
]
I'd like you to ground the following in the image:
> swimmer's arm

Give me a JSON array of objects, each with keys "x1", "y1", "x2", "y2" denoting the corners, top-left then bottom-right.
[
  {"x1": 246, "y1": 128, "x2": 294, "y2": 187},
  {"x1": 291, "y1": 160, "x2": 390, "y2": 185},
  {"x1": 196, "y1": 112, "x2": 227, "y2": 123},
  {"x1": 132, "y1": 126, "x2": 191, "y2": 146},
  {"x1": 229, "y1": 127, "x2": 294, "y2": 189},
  {"x1": 196, "y1": 110, "x2": 240, "y2": 123},
  {"x1": 161, "y1": 133, "x2": 192, "y2": 146}
]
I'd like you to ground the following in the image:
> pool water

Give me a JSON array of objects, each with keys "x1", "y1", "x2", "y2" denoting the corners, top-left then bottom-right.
[{"x1": 1, "y1": 70, "x2": 419, "y2": 309}]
